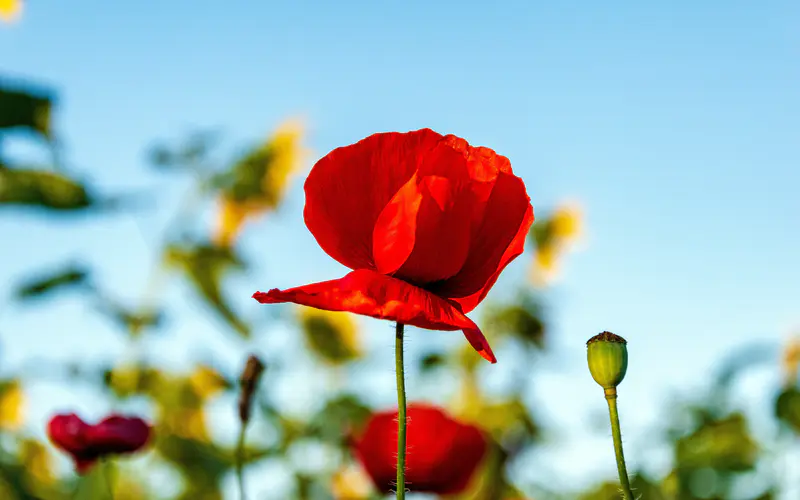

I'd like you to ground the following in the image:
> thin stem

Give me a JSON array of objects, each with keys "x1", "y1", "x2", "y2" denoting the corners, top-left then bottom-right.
[
  {"x1": 235, "y1": 423, "x2": 247, "y2": 500},
  {"x1": 395, "y1": 322, "x2": 407, "y2": 499},
  {"x1": 102, "y1": 460, "x2": 115, "y2": 500},
  {"x1": 605, "y1": 388, "x2": 634, "y2": 500}
]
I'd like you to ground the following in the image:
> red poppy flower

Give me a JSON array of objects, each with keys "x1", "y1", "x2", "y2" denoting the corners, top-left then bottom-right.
[
  {"x1": 47, "y1": 413, "x2": 152, "y2": 473},
  {"x1": 253, "y1": 129, "x2": 533, "y2": 362},
  {"x1": 354, "y1": 404, "x2": 487, "y2": 494}
]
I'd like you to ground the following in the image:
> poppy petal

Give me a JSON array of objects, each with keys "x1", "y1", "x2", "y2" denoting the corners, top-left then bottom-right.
[
  {"x1": 371, "y1": 172, "x2": 423, "y2": 275},
  {"x1": 253, "y1": 269, "x2": 496, "y2": 363},
  {"x1": 431, "y1": 172, "x2": 534, "y2": 313},
  {"x1": 388, "y1": 151, "x2": 475, "y2": 284},
  {"x1": 303, "y1": 129, "x2": 444, "y2": 271},
  {"x1": 87, "y1": 416, "x2": 151, "y2": 455},
  {"x1": 47, "y1": 414, "x2": 90, "y2": 456}
]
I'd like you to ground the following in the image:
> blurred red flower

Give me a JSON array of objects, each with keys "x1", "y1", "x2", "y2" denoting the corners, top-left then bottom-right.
[
  {"x1": 47, "y1": 413, "x2": 151, "y2": 473},
  {"x1": 354, "y1": 404, "x2": 487, "y2": 494},
  {"x1": 253, "y1": 129, "x2": 533, "y2": 363}
]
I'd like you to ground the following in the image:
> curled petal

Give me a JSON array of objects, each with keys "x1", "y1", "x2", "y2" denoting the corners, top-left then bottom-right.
[
  {"x1": 253, "y1": 269, "x2": 496, "y2": 363},
  {"x1": 432, "y1": 172, "x2": 534, "y2": 313},
  {"x1": 303, "y1": 129, "x2": 443, "y2": 271}
]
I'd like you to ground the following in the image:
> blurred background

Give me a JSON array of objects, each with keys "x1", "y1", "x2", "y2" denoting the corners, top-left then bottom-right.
[{"x1": 1, "y1": 1, "x2": 799, "y2": 499}]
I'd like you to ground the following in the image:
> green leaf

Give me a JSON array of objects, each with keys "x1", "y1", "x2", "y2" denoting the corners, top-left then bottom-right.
[
  {"x1": 0, "y1": 86, "x2": 53, "y2": 138},
  {"x1": 147, "y1": 130, "x2": 219, "y2": 172},
  {"x1": 0, "y1": 167, "x2": 94, "y2": 211},
  {"x1": 420, "y1": 352, "x2": 446, "y2": 372},
  {"x1": 298, "y1": 309, "x2": 360, "y2": 365},
  {"x1": 483, "y1": 293, "x2": 546, "y2": 349},
  {"x1": 578, "y1": 473, "x2": 667, "y2": 500},
  {"x1": 775, "y1": 386, "x2": 800, "y2": 434},
  {"x1": 14, "y1": 264, "x2": 90, "y2": 300},
  {"x1": 308, "y1": 394, "x2": 371, "y2": 445},
  {"x1": 675, "y1": 412, "x2": 758, "y2": 472},
  {"x1": 95, "y1": 298, "x2": 165, "y2": 337},
  {"x1": 164, "y1": 242, "x2": 250, "y2": 337},
  {"x1": 479, "y1": 398, "x2": 540, "y2": 445}
]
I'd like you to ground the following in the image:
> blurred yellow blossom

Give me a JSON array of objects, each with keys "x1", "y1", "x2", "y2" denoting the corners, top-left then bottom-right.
[
  {"x1": 20, "y1": 439, "x2": 55, "y2": 487},
  {"x1": 298, "y1": 307, "x2": 361, "y2": 365},
  {"x1": 0, "y1": 0, "x2": 22, "y2": 22},
  {"x1": 550, "y1": 203, "x2": 582, "y2": 241},
  {"x1": 215, "y1": 119, "x2": 307, "y2": 246},
  {"x1": 0, "y1": 380, "x2": 25, "y2": 431},
  {"x1": 529, "y1": 202, "x2": 583, "y2": 286},
  {"x1": 782, "y1": 335, "x2": 800, "y2": 386},
  {"x1": 331, "y1": 465, "x2": 373, "y2": 499},
  {"x1": 189, "y1": 364, "x2": 229, "y2": 400},
  {"x1": 165, "y1": 407, "x2": 209, "y2": 441}
]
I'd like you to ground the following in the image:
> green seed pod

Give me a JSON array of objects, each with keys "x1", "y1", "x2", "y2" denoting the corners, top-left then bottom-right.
[{"x1": 587, "y1": 331, "x2": 628, "y2": 389}]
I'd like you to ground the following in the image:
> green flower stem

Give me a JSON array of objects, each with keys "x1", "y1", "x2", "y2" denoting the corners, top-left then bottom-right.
[
  {"x1": 395, "y1": 322, "x2": 407, "y2": 499},
  {"x1": 605, "y1": 387, "x2": 634, "y2": 500},
  {"x1": 235, "y1": 423, "x2": 247, "y2": 500},
  {"x1": 102, "y1": 460, "x2": 115, "y2": 500}
]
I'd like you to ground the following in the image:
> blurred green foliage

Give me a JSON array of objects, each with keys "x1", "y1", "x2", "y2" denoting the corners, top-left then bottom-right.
[{"x1": 1, "y1": 74, "x2": 798, "y2": 500}]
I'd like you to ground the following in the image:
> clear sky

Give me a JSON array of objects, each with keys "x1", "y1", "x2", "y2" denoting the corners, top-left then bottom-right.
[{"x1": 1, "y1": 1, "x2": 799, "y2": 498}]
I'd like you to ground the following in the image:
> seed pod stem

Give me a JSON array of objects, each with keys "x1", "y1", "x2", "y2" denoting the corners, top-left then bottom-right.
[
  {"x1": 587, "y1": 332, "x2": 634, "y2": 500},
  {"x1": 605, "y1": 387, "x2": 633, "y2": 500}
]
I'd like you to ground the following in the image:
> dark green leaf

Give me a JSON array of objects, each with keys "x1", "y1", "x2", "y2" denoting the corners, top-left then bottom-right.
[
  {"x1": 308, "y1": 394, "x2": 371, "y2": 445},
  {"x1": 483, "y1": 293, "x2": 546, "y2": 349},
  {"x1": 775, "y1": 386, "x2": 800, "y2": 434},
  {"x1": 14, "y1": 264, "x2": 90, "y2": 300},
  {"x1": 0, "y1": 167, "x2": 94, "y2": 211},
  {"x1": 164, "y1": 242, "x2": 250, "y2": 337},
  {"x1": 420, "y1": 352, "x2": 446, "y2": 372},
  {"x1": 675, "y1": 412, "x2": 758, "y2": 472},
  {"x1": 95, "y1": 298, "x2": 165, "y2": 337},
  {"x1": 0, "y1": 85, "x2": 53, "y2": 137}
]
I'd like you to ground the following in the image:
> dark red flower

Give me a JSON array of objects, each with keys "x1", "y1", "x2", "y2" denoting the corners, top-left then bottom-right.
[
  {"x1": 354, "y1": 404, "x2": 487, "y2": 494},
  {"x1": 253, "y1": 129, "x2": 533, "y2": 362},
  {"x1": 47, "y1": 413, "x2": 152, "y2": 473}
]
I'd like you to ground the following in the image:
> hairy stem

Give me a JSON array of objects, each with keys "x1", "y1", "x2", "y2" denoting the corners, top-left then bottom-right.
[
  {"x1": 605, "y1": 388, "x2": 634, "y2": 500},
  {"x1": 235, "y1": 423, "x2": 247, "y2": 500},
  {"x1": 395, "y1": 322, "x2": 407, "y2": 499}
]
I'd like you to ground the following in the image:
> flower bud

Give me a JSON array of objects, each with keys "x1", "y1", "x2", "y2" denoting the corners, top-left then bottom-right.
[
  {"x1": 238, "y1": 354, "x2": 265, "y2": 424},
  {"x1": 587, "y1": 331, "x2": 628, "y2": 390}
]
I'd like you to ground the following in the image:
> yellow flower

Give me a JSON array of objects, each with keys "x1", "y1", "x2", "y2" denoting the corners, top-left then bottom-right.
[
  {"x1": 299, "y1": 307, "x2": 361, "y2": 365},
  {"x1": 530, "y1": 243, "x2": 559, "y2": 286},
  {"x1": 0, "y1": 380, "x2": 25, "y2": 431},
  {"x1": 21, "y1": 440, "x2": 55, "y2": 486},
  {"x1": 189, "y1": 365, "x2": 228, "y2": 400},
  {"x1": 331, "y1": 465, "x2": 373, "y2": 499},
  {"x1": 166, "y1": 408, "x2": 209, "y2": 441},
  {"x1": 550, "y1": 203, "x2": 582, "y2": 242},
  {"x1": 260, "y1": 119, "x2": 306, "y2": 202},
  {"x1": 214, "y1": 118, "x2": 307, "y2": 246},
  {"x1": 782, "y1": 335, "x2": 800, "y2": 386},
  {"x1": 529, "y1": 202, "x2": 584, "y2": 286},
  {"x1": 0, "y1": 0, "x2": 22, "y2": 22}
]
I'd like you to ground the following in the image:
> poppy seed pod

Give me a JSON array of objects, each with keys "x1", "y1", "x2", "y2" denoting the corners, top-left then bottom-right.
[{"x1": 587, "y1": 331, "x2": 628, "y2": 390}]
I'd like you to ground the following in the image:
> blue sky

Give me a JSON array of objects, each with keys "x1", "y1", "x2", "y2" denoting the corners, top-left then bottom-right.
[{"x1": 1, "y1": 1, "x2": 799, "y2": 498}]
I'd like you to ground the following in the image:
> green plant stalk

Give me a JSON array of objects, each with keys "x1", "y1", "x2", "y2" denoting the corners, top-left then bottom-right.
[
  {"x1": 605, "y1": 388, "x2": 634, "y2": 500},
  {"x1": 102, "y1": 459, "x2": 115, "y2": 500},
  {"x1": 395, "y1": 322, "x2": 407, "y2": 499},
  {"x1": 235, "y1": 424, "x2": 247, "y2": 500}
]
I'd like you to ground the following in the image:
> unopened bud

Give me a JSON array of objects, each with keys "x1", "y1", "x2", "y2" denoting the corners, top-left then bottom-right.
[
  {"x1": 238, "y1": 354, "x2": 265, "y2": 424},
  {"x1": 587, "y1": 331, "x2": 628, "y2": 390}
]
